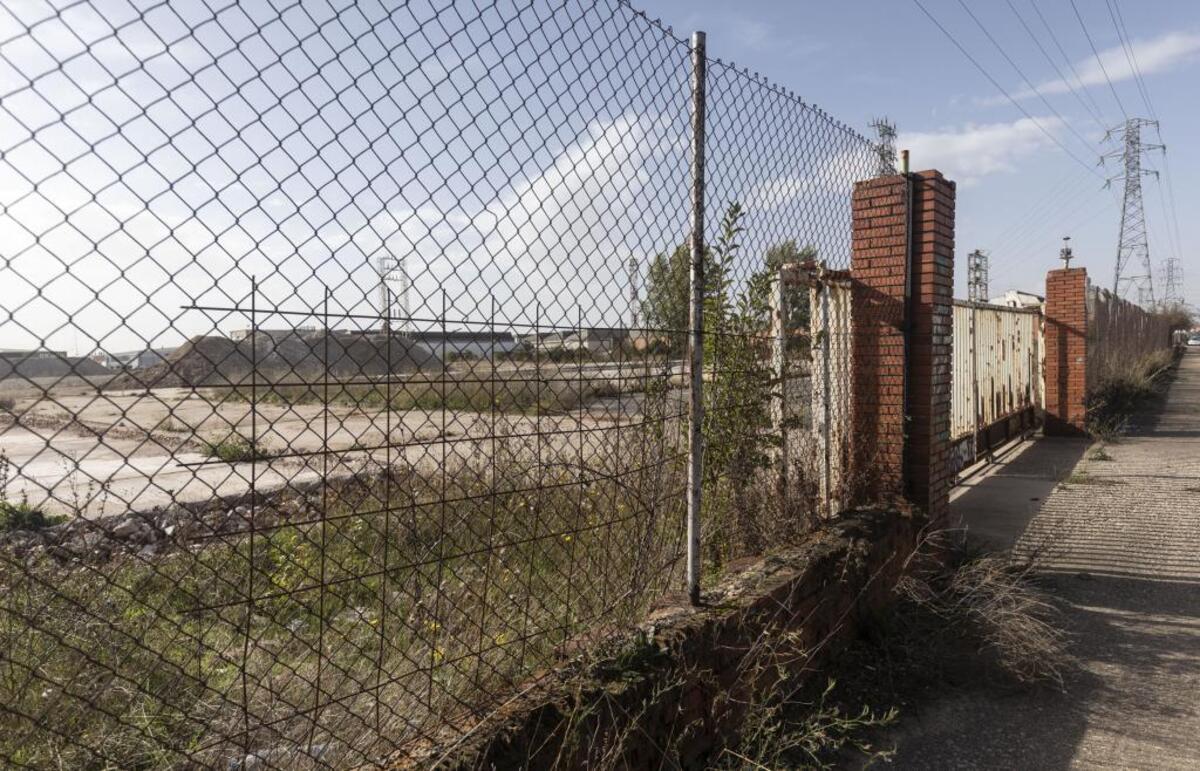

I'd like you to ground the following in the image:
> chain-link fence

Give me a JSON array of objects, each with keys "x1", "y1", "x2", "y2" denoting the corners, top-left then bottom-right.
[
  {"x1": 0, "y1": 1, "x2": 879, "y2": 766},
  {"x1": 1087, "y1": 284, "x2": 1174, "y2": 394}
]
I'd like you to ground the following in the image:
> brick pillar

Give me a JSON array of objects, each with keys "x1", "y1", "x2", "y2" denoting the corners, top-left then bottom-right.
[
  {"x1": 905, "y1": 171, "x2": 955, "y2": 523},
  {"x1": 850, "y1": 170, "x2": 955, "y2": 522},
  {"x1": 850, "y1": 175, "x2": 908, "y2": 504},
  {"x1": 1044, "y1": 267, "x2": 1088, "y2": 435}
]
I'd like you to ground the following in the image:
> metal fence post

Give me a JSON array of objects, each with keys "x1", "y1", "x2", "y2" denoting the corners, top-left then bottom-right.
[
  {"x1": 771, "y1": 265, "x2": 788, "y2": 498},
  {"x1": 970, "y1": 305, "x2": 979, "y2": 465},
  {"x1": 687, "y1": 30, "x2": 707, "y2": 607},
  {"x1": 819, "y1": 269, "x2": 833, "y2": 517}
]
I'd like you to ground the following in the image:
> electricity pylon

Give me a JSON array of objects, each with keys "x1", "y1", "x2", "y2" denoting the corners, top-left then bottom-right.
[
  {"x1": 1161, "y1": 257, "x2": 1184, "y2": 307},
  {"x1": 1102, "y1": 118, "x2": 1162, "y2": 307}
]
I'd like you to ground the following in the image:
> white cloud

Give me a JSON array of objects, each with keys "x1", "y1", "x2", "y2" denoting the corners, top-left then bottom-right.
[
  {"x1": 360, "y1": 114, "x2": 688, "y2": 327},
  {"x1": 899, "y1": 117, "x2": 1065, "y2": 186},
  {"x1": 1002, "y1": 30, "x2": 1200, "y2": 103},
  {"x1": 731, "y1": 19, "x2": 772, "y2": 49}
]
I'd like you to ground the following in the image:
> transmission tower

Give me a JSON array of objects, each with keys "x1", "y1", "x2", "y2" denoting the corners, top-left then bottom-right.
[
  {"x1": 377, "y1": 255, "x2": 411, "y2": 333},
  {"x1": 869, "y1": 117, "x2": 897, "y2": 176},
  {"x1": 967, "y1": 249, "x2": 990, "y2": 302},
  {"x1": 1161, "y1": 257, "x2": 1185, "y2": 307},
  {"x1": 1102, "y1": 118, "x2": 1163, "y2": 307},
  {"x1": 626, "y1": 255, "x2": 641, "y2": 330}
]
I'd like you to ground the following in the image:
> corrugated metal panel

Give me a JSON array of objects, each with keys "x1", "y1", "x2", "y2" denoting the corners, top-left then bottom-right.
[
  {"x1": 951, "y1": 304, "x2": 976, "y2": 442},
  {"x1": 950, "y1": 301, "x2": 1041, "y2": 443}
]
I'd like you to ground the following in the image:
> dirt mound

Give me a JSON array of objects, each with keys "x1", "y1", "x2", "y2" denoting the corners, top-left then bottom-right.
[
  {"x1": 0, "y1": 353, "x2": 110, "y2": 381},
  {"x1": 107, "y1": 331, "x2": 439, "y2": 389}
]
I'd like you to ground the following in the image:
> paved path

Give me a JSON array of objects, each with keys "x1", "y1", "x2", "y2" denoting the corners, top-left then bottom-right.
[{"x1": 882, "y1": 349, "x2": 1200, "y2": 769}]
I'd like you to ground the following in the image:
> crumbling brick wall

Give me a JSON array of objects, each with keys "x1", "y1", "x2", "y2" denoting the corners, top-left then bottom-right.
[{"x1": 382, "y1": 510, "x2": 924, "y2": 770}]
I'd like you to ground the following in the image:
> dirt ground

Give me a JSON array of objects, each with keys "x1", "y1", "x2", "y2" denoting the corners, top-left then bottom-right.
[{"x1": 0, "y1": 370, "x2": 673, "y2": 518}]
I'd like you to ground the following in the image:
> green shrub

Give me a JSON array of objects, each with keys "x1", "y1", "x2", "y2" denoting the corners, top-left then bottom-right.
[
  {"x1": 0, "y1": 500, "x2": 64, "y2": 532},
  {"x1": 202, "y1": 436, "x2": 272, "y2": 463}
]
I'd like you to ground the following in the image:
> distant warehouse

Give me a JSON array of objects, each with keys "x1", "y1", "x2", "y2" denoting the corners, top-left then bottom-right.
[{"x1": 228, "y1": 327, "x2": 520, "y2": 361}]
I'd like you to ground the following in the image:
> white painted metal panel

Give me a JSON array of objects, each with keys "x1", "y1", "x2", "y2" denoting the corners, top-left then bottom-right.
[{"x1": 950, "y1": 301, "x2": 1041, "y2": 443}]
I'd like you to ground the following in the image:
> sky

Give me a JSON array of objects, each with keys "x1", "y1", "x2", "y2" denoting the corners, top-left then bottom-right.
[
  {"x1": 0, "y1": 0, "x2": 1195, "y2": 355},
  {"x1": 639, "y1": 0, "x2": 1199, "y2": 307}
]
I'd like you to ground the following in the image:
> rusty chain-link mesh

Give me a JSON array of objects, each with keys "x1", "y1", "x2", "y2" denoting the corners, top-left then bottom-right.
[
  {"x1": 0, "y1": 1, "x2": 878, "y2": 766},
  {"x1": 697, "y1": 60, "x2": 878, "y2": 562}
]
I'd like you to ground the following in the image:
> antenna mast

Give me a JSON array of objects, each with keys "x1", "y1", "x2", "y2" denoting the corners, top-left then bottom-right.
[
  {"x1": 869, "y1": 117, "x2": 898, "y2": 176},
  {"x1": 967, "y1": 249, "x2": 990, "y2": 302}
]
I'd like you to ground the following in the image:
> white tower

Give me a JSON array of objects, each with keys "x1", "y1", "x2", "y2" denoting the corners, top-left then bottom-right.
[{"x1": 377, "y1": 255, "x2": 410, "y2": 333}]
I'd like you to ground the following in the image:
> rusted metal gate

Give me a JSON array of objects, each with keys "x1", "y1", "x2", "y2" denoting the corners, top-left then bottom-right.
[
  {"x1": 950, "y1": 301, "x2": 1042, "y2": 472},
  {"x1": 770, "y1": 264, "x2": 853, "y2": 517}
]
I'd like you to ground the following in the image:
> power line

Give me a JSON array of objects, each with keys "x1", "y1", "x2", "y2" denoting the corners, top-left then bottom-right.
[
  {"x1": 1027, "y1": 0, "x2": 1110, "y2": 126},
  {"x1": 1067, "y1": 0, "x2": 1129, "y2": 120},
  {"x1": 1160, "y1": 154, "x2": 1187, "y2": 267},
  {"x1": 990, "y1": 184, "x2": 1112, "y2": 272},
  {"x1": 988, "y1": 193, "x2": 1116, "y2": 294},
  {"x1": 1104, "y1": 1, "x2": 1185, "y2": 303},
  {"x1": 1161, "y1": 257, "x2": 1185, "y2": 307},
  {"x1": 1146, "y1": 161, "x2": 1183, "y2": 264},
  {"x1": 953, "y1": 0, "x2": 1102, "y2": 160},
  {"x1": 1004, "y1": 0, "x2": 1107, "y2": 134},
  {"x1": 909, "y1": 0, "x2": 1105, "y2": 178},
  {"x1": 996, "y1": 184, "x2": 1117, "y2": 270},
  {"x1": 985, "y1": 166, "x2": 1104, "y2": 259},
  {"x1": 1106, "y1": 0, "x2": 1157, "y2": 120}
]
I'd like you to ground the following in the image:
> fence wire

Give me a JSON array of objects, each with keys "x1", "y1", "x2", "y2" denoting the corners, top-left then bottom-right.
[
  {"x1": 0, "y1": 1, "x2": 878, "y2": 766},
  {"x1": 1087, "y1": 284, "x2": 1174, "y2": 395}
]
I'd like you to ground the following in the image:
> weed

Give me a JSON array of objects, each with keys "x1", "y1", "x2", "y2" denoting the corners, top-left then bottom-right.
[
  {"x1": 202, "y1": 436, "x2": 273, "y2": 463},
  {"x1": 1086, "y1": 347, "x2": 1175, "y2": 438},
  {"x1": 0, "y1": 500, "x2": 65, "y2": 532},
  {"x1": 1061, "y1": 471, "x2": 1124, "y2": 487},
  {"x1": 593, "y1": 630, "x2": 665, "y2": 682},
  {"x1": 0, "y1": 425, "x2": 690, "y2": 767},
  {"x1": 896, "y1": 532, "x2": 1073, "y2": 686},
  {"x1": 717, "y1": 679, "x2": 898, "y2": 770},
  {"x1": 221, "y1": 369, "x2": 649, "y2": 415},
  {"x1": 158, "y1": 416, "x2": 187, "y2": 432},
  {"x1": 1088, "y1": 446, "x2": 1113, "y2": 462},
  {"x1": 0, "y1": 451, "x2": 65, "y2": 531}
]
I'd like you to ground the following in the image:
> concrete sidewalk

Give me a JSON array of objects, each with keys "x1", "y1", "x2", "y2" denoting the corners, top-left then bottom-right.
[{"x1": 881, "y1": 350, "x2": 1200, "y2": 769}]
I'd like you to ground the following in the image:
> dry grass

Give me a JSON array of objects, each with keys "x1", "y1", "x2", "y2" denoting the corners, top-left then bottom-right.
[
  {"x1": 896, "y1": 531, "x2": 1073, "y2": 686},
  {"x1": 1086, "y1": 347, "x2": 1176, "y2": 439},
  {"x1": 0, "y1": 413, "x2": 690, "y2": 768},
  {"x1": 219, "y1": 359, "x2": 656, "y2": 416},
  {"x1": 712, "y1": 625, "x2": 899, "y2": 770}
]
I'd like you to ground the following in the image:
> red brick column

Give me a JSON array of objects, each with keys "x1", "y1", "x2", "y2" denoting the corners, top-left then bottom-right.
[
  {"x1": 1044, "y1": 268, "x2": 1088, "y2": 435},
  {"x1": 850, "y1": 170, "x2": 956, "y2": 522},
  {"x1": 905, "y1": 171, "x2": 955, "y2": 523},
  {"x1": 850, "y1": 175, "x2": 908, "y2": 504}
]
